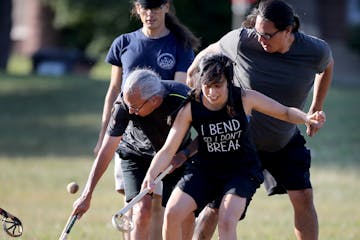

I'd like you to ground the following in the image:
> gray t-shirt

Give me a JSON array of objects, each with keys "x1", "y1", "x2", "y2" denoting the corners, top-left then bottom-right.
[{"x1": 219, "y1": 28, "x2": 332, "y2": 151}]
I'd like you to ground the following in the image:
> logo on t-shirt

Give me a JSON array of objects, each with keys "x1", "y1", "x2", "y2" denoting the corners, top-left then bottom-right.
[{"x1": 157, "y1": 53, "x2": 176, "y2": 70}]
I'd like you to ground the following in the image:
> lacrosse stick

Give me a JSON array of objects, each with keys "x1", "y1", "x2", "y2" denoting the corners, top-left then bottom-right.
[
  {"x1": 112, "y1": 165, "x2": 173, "y2": 232},
  {"x1": 59, "y1": 214, "x2": 78, "y2": 240},
  {"x1": 0, "y1": 208, "x2": 23, "y2": 237}
]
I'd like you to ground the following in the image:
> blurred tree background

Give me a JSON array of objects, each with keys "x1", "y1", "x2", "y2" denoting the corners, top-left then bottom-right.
[
  {"x1": 0, "y1": 0, "x2": 12, "y2": 70},
  {"x1": 2, "y1": 0, "x2": 357, "y2": 76},
  {"x1": 40, "y1": 0, "x2": 232, "y2": 59}
]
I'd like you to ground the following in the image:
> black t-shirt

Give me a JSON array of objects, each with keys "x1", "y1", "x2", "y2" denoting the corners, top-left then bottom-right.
[{"x1": 108, "y1": 80, "x2": 191, "y2": 158}]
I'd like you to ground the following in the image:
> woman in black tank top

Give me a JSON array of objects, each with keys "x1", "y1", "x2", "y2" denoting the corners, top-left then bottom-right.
[{"x1": 142, "y1": 54, "x2": 325, "y2": 239}]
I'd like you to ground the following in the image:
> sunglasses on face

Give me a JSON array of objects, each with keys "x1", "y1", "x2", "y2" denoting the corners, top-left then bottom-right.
[{"x1": 254, "y1": 28, "x2": 281, "y2": 40}]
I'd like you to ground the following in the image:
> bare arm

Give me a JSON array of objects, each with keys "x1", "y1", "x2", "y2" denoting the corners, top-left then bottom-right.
[
  {"x1": 168, "y1": 71, "x2": 196, "y2": 170},
  {"x1": 169, "y1": 136, "x2": 198, "y2": 171},
  {"x1": 94, "y1": 65, "x2": 123, "y2": 155},
  {"x1": 142, "y1": 103, "x2": 192, "y2": 191},
  {"x1": 73, "y1": 134, "x2": 122, "y2": 218},
  {"x1": 186, "y1": 42, "x2": 221, "y2": 87},
  {"x1": 307, "y1": 59, "x2": 334, "y2": 136},
  {"x1": 243, "y1": 89, "x2": 326, "y2": 127}
]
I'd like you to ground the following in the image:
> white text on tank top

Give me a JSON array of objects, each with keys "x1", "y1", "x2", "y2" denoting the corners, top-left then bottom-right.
[{"x1": 200, "y1": 119, "x2": 242, "y2": 153}]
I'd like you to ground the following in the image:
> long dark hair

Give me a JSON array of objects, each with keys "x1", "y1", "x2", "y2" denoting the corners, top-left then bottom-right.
[
  {"x1": 242, "y1": 0, "x2": 300, "y2": 32},
  {"x1": 131, "y1": 0, "x2": 200, "y2": 50},
  {"x1": 190, "y1": 54, "x2": 240, "y2": 117}
]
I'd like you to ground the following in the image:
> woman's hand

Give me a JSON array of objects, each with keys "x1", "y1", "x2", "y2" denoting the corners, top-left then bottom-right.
[
  {"x1": 141, "y1": 173, "x2": 156, "y2": 193},
  {"x1": 306, "y1": 110, "x2": 326, "y2": 136}
]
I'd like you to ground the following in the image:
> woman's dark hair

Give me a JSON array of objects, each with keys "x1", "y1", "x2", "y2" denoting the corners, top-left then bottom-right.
[
  {"x1": 131, "y1": 0, "x2": 200, "y2": 50},
  {"x1": 190, "y1": 54, "x2": 239, "y2": 117},
  {"x1": 242, "y1": 0, "x2": 300, "y2": 32}
]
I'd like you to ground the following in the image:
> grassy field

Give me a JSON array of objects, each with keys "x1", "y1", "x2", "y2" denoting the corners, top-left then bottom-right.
[{"x1": 0, "y1": 58, "x2": 359, "y2": 239}]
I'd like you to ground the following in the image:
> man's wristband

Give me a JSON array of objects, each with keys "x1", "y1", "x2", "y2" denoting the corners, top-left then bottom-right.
[{"x1": 181, "y1": 148, "x2": 191, "y2": 158}]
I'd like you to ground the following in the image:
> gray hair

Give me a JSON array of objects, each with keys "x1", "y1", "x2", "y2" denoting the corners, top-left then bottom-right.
[{"x1": 123, "y1": 69, "x2": 164, "y2": 99}]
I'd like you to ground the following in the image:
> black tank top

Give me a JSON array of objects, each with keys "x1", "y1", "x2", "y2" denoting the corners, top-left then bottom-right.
[{"x1": 191, "y1": 87, "x2": 261, "y2": 173}]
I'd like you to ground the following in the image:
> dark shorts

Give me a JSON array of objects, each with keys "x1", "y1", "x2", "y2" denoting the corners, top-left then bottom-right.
[
  {"x1": 161, "y1": 164, "x2": 189, "y2": 207},
  {"x1": 259, "y1": 130, "x2": 312, "y2": 195},
  {"x1": 121, "y1": 152, "x2": 187, "y2": 206},
  {"x1": 177, "y1": 159, "x2": 263, "y2": 219}
]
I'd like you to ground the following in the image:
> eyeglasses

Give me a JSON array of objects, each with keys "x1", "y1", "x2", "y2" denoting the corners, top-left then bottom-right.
[
  {"x1": 254, "y1": 28, "x2": 281, "y2": 40},
  {"x1": 139, "y1": 4, "x2": 164, "y2": 14},
  {"x1": 127, "y1": 95, "x2": 153, "y2": 114}
]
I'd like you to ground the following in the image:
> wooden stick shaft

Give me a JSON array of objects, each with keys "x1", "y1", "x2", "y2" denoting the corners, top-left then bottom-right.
[{"x1": 114, "y1": 165, "x2": 173, "y2": 217}]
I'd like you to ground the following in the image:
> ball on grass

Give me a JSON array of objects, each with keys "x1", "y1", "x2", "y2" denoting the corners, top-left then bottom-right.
[{"x1": 67, "y1": 182, "x2": 79, "y2": 194}]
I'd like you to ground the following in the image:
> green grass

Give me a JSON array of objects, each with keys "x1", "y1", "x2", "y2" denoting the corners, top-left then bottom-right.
[{"x1": 1, "y1": 57, "x2": 359, "y2": 239}]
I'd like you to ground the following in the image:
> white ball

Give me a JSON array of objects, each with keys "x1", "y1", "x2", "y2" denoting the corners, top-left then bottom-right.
[{"x1": 66, "y1": 182, "x2": 79, "y2": 194}]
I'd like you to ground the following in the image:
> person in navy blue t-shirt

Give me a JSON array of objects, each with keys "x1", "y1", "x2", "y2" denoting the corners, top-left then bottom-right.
[{"x1": 92, "y1": 0, "x2": 199, "y2": 239}]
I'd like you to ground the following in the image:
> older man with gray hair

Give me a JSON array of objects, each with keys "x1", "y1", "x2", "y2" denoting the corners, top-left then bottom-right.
[{"x1": 73, "y1": 69, "x2": 196, "y2": 239}]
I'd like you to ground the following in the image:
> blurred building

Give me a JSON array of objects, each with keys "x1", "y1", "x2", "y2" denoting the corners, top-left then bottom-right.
[
  {"x1": 11, "y1": 0, "x2": 95, "y2": 76},
  {"x1": 11, "y1": 0, "x2": 58, "y2": 56}
]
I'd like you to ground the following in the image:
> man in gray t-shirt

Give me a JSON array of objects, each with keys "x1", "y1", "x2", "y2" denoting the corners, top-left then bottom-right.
[
  {"x1": 219, "y1": 27, "x2": 331, "y2": 152},
  {"x1": 187, "y1": 1, "x2": 333, "y2": 239}
]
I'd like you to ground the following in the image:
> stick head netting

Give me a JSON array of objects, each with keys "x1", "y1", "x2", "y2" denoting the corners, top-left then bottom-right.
[
  {"x1": 112, "y1": 214, "x2": 134, "y2": 232},
  {"x1": 2, "y1": 217, "x2": 23, "y2": 237}
]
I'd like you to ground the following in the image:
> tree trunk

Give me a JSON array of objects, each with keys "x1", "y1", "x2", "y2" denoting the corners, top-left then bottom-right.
[{"x1": 0, "y1": 0, "x2": 12, "y2": 71}]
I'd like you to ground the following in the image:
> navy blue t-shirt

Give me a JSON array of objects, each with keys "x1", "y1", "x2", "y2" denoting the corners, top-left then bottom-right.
[{"x1": 105, "y1": 29, "x2": 194, "y2": 87}]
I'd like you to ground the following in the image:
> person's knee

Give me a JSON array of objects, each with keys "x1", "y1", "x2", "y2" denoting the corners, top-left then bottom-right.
[
  {"x1": 133, "y1": 199, "x2": 152, "y2": 225},
  {"x1": 164, "y1": 206, "x2": 179, "y2": 222},
  {"x1": 193, "y1": 207, "x2": 219, "y2": 240},
  {"x1": 217, "y1": 216, "x2": 234, "y2": 234},
  {"x1": 205, "y1": 206, "x2": 219, "y2": 218},
  {"x1": 198, "y1": 206, "x2": 219, "y2": 225},
  {"x1": 288, "y1": 189, "x2": 315, "y2": 210},
  {"x1": 164, "y1": 205, "x2": 185, "y2": 224}
]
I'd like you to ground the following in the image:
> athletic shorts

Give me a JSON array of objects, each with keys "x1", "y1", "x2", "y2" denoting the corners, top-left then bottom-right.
[
  {"x1": 177, "y1": 159, "x2": 263, "y2": 219},
  {"x1": 259, "y1": 130, "x2": 312, "y2": 196},
  {"x1": 121, "y1": 152, "x2": 187, "y2": 206},
  {"x1": 114, "y1": 153, "x2": 162, "y2": 194}
]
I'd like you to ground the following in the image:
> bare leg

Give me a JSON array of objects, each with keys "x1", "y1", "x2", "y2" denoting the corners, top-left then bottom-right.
[
  {"x1": 288, "y1": 189, "x2": 318, "y2": 240},
  {"x1": 218, "y1": 194, "x2": 245, "y2": 240},
  {"x1": 130, "y1": 194, "x2": 153, "y2": 240},
  {"x1": 150, "y1": 194, "x2": 164, "y2": 240},
  {"x1": 182, "y1": 212, "x2": 195, "y2": 240},
  {"x1": 163, "y1": 187, "x2": 197, "y2": 240},
  {"x1": 193, "y1": 206, "x2": 218, "y2": 240}
]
